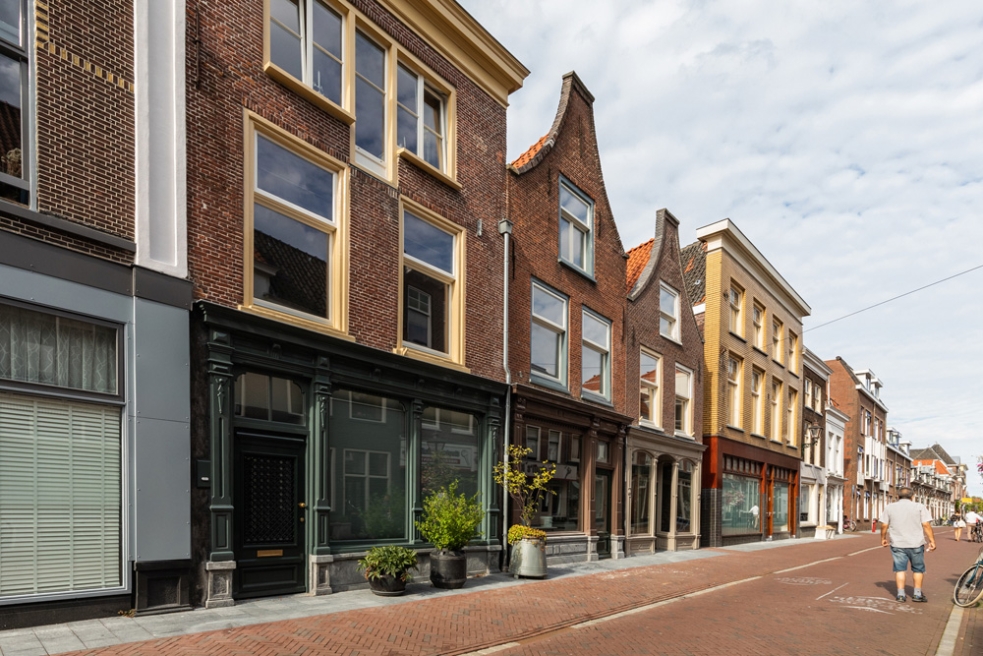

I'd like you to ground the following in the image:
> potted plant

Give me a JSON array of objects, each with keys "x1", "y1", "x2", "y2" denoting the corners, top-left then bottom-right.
[
  {"x1": 493, "y1": 444, "x2": 556, "y2": 579},
  {"x1": 416, "y1": 480, "x2": 483, "y2": 589},
  {"x1": 357, "y1": 545, "x2": 418, "y2": 596}
]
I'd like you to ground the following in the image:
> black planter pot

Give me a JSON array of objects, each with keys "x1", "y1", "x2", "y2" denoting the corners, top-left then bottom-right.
[
  {"x1": 429, "y1": 549, "x2": 467, "y2": 589},
  {"x1": 367, "y1": 574, "x2": 407, "y2": 596}
]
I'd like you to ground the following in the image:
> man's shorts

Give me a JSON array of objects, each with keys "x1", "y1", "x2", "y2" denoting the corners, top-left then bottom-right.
[{"x1": 891, "y1": 546, "x2": 926, "y2": 573}]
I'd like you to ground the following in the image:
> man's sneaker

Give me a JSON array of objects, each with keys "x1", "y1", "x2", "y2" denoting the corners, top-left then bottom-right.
[
  {"x1": 912, "y1": 594, "x2": 927, "y2": 603},
  {"x1": 896, "y1": 594, "x2": 906, "y2": 603}
]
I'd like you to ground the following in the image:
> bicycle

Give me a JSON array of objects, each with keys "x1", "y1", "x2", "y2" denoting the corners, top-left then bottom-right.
[
  {"x1": 953, "y1": 546, "x2": 983, "y2": 607},
  {"x1": 972, "y1": 523, "x2": 983, "y2": 543},
  {"x1": 843, "y1": 517, "x2": 858, "y2": 532}
]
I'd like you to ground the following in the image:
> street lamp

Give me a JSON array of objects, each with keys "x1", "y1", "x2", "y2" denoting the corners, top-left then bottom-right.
[{"x1": 806, "y1": 422, "x2": 822, "y2": 445}]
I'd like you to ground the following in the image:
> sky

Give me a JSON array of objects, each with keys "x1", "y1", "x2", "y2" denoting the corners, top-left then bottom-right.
[{"x1": 459, "y1": 0, "x2": 983, "y2": 496}]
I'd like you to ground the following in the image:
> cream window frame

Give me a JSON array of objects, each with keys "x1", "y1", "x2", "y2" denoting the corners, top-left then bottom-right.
[
  {"x1": 786, "y1": 388, "x2": 798, "y2": 446},
  {"x1": 395, "y1": 54, "x2": 459, "y2": 188},
  {"x1": 639, "y1": 348, "x2": 661, "y2": 428},
  {"x1": 262, "y1": 0, "x2": 458, "y2": 188},
  {"x1": 770, "y1": 378, "x2": 783, "y2": 442},
  {"x1": 751, "y1": 368, "x2": 764, "y2": 436},
  {"x1": 726, "y1": 355, "x2": 742, "y2": 428},
  {"x1": 241, "y1": 111, "x2": 351, "y2": 338},
  {"x1": 771, "y1": 318, "x2": 784, "y2": 365},
  {"x1": 752, "y1": 301, "x2": 765, "y2": 350},
  {"x1": 728, "y1": 283, "x2": 744, "y2": 337},
  {"x1": 787, "y1": 330, "x2": 799, "y2": 372},
  {"x1": 394, "y1": 197, "x2": 467, "y2": 371},
  {"x1": 674, "y1": 364, "x2": 694, "y2": 437}
]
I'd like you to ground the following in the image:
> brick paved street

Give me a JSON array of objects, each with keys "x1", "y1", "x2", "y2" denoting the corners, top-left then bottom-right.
[{"x1": 0, "y1": 531, "x2": 979, "y2": 656}]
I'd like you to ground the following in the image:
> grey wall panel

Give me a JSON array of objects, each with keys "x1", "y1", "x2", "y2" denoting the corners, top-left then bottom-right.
[
  {"x1": 0, "y1": 263, "x2": 133, "y2": 323},
  {"x1": 133, "y1": 298, "x2": 190, "y2": 422},
  {"x1": 133, "y1": 416, "x2": 191, "y2": 562}
]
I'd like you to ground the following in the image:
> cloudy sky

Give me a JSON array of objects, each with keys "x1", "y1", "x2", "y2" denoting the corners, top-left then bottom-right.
[{"x1": 460, "y1": 0, "x2": 983, "y2": 495}]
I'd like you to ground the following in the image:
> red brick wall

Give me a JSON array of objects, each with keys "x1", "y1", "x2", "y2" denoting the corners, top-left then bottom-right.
[
  {"x1": 186, "y1": 0, "x2": 507, "y2": 381},
  {"x1": 827, "y1": 359, "x2": 860, "y2": 488},
  {"x1": 0, "y1": 0, "x2": 136, "y2": 260},
  {"x1": 625, "y1": 217, "x2": 704, "y2": 442},
  {"x1": 507, "y1": 78, "x2": 627, "y2": 412}
]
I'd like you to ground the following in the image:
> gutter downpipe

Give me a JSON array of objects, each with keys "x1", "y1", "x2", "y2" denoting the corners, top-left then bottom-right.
[{"x1": 498, "y1": 214, "x2": 513, "y2": 568}]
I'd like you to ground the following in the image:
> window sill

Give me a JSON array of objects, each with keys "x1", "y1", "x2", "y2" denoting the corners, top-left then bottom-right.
[
  {"x1": 750, "y1": 432, "x2": 766, "y2": 439},
  {"x1": 752, "y1": 346, "x2": 768, "y2": 357},
  {"x1": 264, "y1": 62, "x2": 355, "y2": 126},
  {"x1": 674, "y1": 431, "x2": 695, "y2": 440},
  {"x1": 726, "y1": 425, "x2": 745, "y2": 433},
  {"x1": 772, "y1": 359, "x2": 785, "y2": 369},
  {"x1": 581, "y1": 391, "x2": 613, "y2": 407},
  {"x1": 660, "y1": 333, "x2": 683, "y2": 346},
  {"x1": 639, "y1": 419, "x2": 664, "y2": 432},
  {"x1": 728, "y1": 331, "x2": 746, "y2": 343},
  {"x1": 398, "y1": 148, "x2": 462, "y2": 191},
  {"x1": 558, "y1": 258, "x2": 596, "y2": 282},
  {"x1": 394, "y1": 346, "x2": 470, "y2": 374},
  {"x1": 529, "y1": 372, "x2": 569, "y2": 394},
  {"x1": 239, "y1": 304, "x2": 355, "y2": 342}
]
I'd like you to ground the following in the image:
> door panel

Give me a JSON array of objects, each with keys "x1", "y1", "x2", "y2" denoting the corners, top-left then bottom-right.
[
  {"x1": 233, "y1": 432, "x2": 307, "y2": 598},
  {"x1": 594, "y1": 470, "x2": 611, "y2": 558}
]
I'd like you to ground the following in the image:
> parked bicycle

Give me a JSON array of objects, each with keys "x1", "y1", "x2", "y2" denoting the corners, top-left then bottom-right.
[
  {"x1": 953, "y1": 546, "x2": 983, "y2": 608},
  {"x1": 972, "y1": 522, "x2": 983, "y2": 543},
  {"x1": 843, "y1": 516, "x2": 858, "y2": 532}
]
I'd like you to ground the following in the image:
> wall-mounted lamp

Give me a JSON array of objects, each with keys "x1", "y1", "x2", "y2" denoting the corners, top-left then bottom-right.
[{"x1": 806, "y1": 422, "x2": 822, "y2": 445}]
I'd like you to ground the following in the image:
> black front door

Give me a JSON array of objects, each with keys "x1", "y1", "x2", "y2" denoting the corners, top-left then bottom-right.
[{"x1": 233, "y1": 431, "x2": 307, "y2": 598}]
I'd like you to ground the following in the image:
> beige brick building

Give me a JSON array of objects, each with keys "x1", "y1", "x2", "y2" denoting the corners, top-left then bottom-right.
[{"x1": 682, "y1": 219, "x2": 810, "y2": 546}]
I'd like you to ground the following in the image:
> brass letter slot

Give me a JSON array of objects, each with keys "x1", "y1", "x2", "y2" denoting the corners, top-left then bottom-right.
[{"x1": 257, "y1": 549, "x2": 283, "y2": 558}]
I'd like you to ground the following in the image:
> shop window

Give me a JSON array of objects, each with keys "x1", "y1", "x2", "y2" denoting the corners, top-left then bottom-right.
[
  {"x1": 630, "y1": 451, "x2": 652, "y2": 535},
  {"x1": 774, "y1": 482, "x2": 790, "y2": 532},
  {"x1": 596, "y1": 441, "x2": 609, "y2": 464},
  {"x1": 532, "y1": 430, "x2": 581, "y2": 532},
  {"x1": 235, "y1": 372, "x2": 305, "y2": 425},
  {"x1": 328, "y1": 389, "x2": 406, "y2": 542},
  {"x1": 721, "y1": 472, "x2": 760, "y2": 536},
  {"x1": 524, "y1": 425, "x2": 540, "y2": 460},
  {"x1": 677, "y1": 461, "x2": 693, "y2": 533},
  {"x1": 547, "y1": 430, "x2": 561, "y2": 462},
  {"x1": 0, "y1": 0, "x2": 29, "y2": 205},
  {"x1": 421, "y1": 405, "x2": 478, "y2": 497}
]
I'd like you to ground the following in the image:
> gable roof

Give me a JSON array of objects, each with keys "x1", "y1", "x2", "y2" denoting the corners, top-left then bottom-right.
[
  {"x1": 680, "y1": 240, "x2": 707, "y2": 305},
  {"x1": 511, "y1": 134, "x2": 548, "y2": 170},
  {"x1": 911, "y1": 444, "x2": 958, "y2": 465}
]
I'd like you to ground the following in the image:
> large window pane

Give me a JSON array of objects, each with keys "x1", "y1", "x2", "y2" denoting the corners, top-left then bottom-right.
[
  {"x1": 677, "y1": 464, "x2": 692, "y2": 532},
  {"x1": 256, "y1": 135, "x2": 334, "y2": 220},
  {"x1": 0, "y1": 303, "x2": 117, "y2": 395},
  {"x1": 722, "y1": 473, "x2": 760, "y2": 536},
  {"x1": 253, "y1": 204, "x2": 329, "y2": 318},
  {"x1": 403, "y1": 268, "x2": 447, "y2": 353},
  {"x1": 311, "y1": 1, "x2": 342, "y2": 103},
  {"x1": 559, "y1": 185, "x2": 589, "y2": 224},
  {"x1": 329, "y1": 390, "x2": 406, "y2": 542},
  {"x1": 355, "y1": 32, "x2": 385, "y2": 160},
  {"x1": 403, "y1": 211, "x2": 453, "y2": 274},
  {"x1": 774, "y1": 482, "x2": 789, "y2": 532},
  {"x1": 530, "y1": 323, "x2": 560, "y2": 377},
  {"x1": 532, "y1": 285, "x2": 565, "y2": 326},
  {"x1": 581, "y1": 346, "x2": 603, "y2": 395},
  {"x1": 0, "y1": 0, "x2": 20, "y2": 47},
  {"x1": 269, "y1": 0, "x2": 302, "y2": 80},
  {"x1": 421, "y1": 406, "x2": 478, "y2": 498},
  {"x1": 630, "y1": 452, "x2": 651, "y2": 535}
]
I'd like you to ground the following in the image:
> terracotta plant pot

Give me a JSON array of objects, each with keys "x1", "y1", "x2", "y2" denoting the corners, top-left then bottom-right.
[
  {"x1": 429, "y1": 549, "x2": 467, "y2": 589},
  {"x1": 367, "y1": 574, "x2": 407, "y2": 596}
]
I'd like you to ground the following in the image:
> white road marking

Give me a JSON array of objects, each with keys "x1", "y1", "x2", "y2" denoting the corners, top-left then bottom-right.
[
  {"x1": 816, "y1": 582, "x2": 849, "y2": 600},
  {"x1": 847, "y1": 546, "x2": 883, "y2": 556},
  {"x1": 934, "y1": 606, "x2": 963, "y2": 656},
  {"x1": 774, "y1": 557, "x2": 842, "y2": 573}
]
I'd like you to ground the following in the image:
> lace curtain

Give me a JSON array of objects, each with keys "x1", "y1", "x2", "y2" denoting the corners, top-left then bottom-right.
[{"x1": 0, "y1": 303, "x2": 117, "y2": 394}]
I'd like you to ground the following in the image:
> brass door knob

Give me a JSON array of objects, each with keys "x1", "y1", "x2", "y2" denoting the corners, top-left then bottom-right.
[{"x1": 298, "y1": 502, "x2": 306, "y2": 508}]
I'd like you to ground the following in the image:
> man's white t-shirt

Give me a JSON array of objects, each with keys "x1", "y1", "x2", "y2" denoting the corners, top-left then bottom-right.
[
  {"x1": 965, "y1": 511, "x2": 982, "y2": 524},
  {"x1": 881, "y1": 499, "x2": 932, "y2": 548}
]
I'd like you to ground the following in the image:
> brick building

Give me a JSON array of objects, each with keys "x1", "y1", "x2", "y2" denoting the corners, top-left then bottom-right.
[
  {"x1": 826, "y1": 359, "x2": 888, "y2": 531},
  {"x1": 505, "y1": 72, "x2": 631, "y2": 562},
  {"x1": 0, "y1": 0, "x2": 192, "y2": 627},
  {"x1": 682, "y1": 220, "x2": 810, "y2": 546},
  {"x1": 184, "y1": 0, "x2": 527, "y2": 607},
  {"x1": 624, "y1": 209, "x2": 705, "y2": 553}
]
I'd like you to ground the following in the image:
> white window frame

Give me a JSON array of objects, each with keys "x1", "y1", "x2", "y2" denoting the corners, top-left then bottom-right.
[
  {"x1": 530, "y1": 281, "x2": 568, "y2": 387},
  {"x1": 266, "y1": 0, "x2": 346, "y2": 106},
  {"x1": 771, "y1": 378, "x2": 783, "y2": 441},
  {"x1": 674, "y1": 364, "x2": 694, "y2": 437},
  {"x1": 557, "y1": 178, "x2": 594, "y2": 276},
  {"x1": 787, "y1": 330, "x2": 798, "y2": 371},
  {"x1": 659, "y1": 283, "x2": 681, "y2": 342},
  {"x1": 772, "y1": 318, "x2": 784, "y2": 365},
  {"x1": 726, "y1": 355, "x2": 742, "y2": 428},
  {"x1": 728, "y1": 283, "x2": 744, "y2": 337},
  {"x1": 639, "y1": 349, "x2": 661, "y2": 428},
  {"x1": 786, "y1": 388, "x2": 797, "y2": 446},
  {"x1": 581, "y1": 308, "x2": 611, "y2": 401}
]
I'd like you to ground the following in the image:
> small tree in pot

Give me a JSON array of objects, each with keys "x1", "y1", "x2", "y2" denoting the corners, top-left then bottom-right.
[
  {"x1": 494, "y1": 444, "x2": 556, "y2": 578},
  {"x1": 357, "y1": 545, "x2": 418, "y2": 596},
  {"x1": 416, "y1": 481, "x2": 483, "y2": 589}
]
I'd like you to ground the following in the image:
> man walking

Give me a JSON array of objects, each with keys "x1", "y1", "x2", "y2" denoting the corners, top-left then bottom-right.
[
  {"x1": 880, "y1": 487, "x2": 936, "y2": 603},
  {"x1": 965, "y1": 508, "x2": 983, "y2": 542}
]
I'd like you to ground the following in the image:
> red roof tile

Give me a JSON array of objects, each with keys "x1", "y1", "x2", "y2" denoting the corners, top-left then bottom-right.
[
  {"x1": 625, "y1": 238, "x2": 654, "y2": 292},
  {"x1": 510, "y1": 134, "x2": 548, "y2": 169}
]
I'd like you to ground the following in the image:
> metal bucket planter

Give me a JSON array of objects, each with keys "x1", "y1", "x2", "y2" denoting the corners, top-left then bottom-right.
[
  {"x1": 509, "y1": 538, "x2": 547, "y2": 579},
  {"x1": 430, "y1": 549, "x2": 468, "y2": 589}
]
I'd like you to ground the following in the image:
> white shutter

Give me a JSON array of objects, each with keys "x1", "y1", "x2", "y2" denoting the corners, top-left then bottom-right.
[{"x1": 0, "y1": 392, "x2": 121, "y2": 598}]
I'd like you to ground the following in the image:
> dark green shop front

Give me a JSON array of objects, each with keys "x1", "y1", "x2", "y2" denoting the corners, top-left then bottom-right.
[{"x1": 193, "y1": 302, "x2": 506, "y2": 607}]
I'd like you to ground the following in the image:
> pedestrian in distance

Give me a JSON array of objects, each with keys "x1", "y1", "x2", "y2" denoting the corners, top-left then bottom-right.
[
  {"x1": 879, "y1": 486, "x2": 936, "y2": 603},
  {"x1": 965, "y1": 509, "x2": 983, "y2": 542},
  {"x1": 952, "y1": 511, "x2": 965, "y2": 542}
]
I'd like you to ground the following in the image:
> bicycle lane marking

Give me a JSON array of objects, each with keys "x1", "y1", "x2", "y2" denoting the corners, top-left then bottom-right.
[{"x1": 816, "y1": 582, "x2": 849, "y2": 600}]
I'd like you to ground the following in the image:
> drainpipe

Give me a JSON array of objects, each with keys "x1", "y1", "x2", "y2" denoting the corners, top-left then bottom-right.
[{"x1": 498, "y1": 216, "x2": 513, "y2": 567}]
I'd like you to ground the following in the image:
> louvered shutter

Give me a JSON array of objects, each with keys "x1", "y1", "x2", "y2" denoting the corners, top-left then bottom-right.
[{"x1": 0, "y1": 392, "x2": 121, "y2": 598}]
